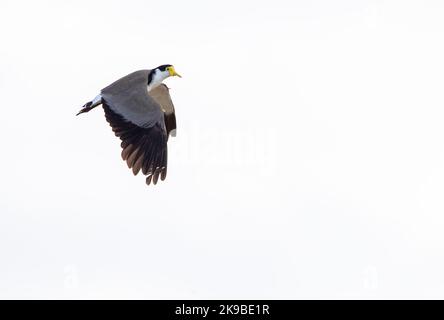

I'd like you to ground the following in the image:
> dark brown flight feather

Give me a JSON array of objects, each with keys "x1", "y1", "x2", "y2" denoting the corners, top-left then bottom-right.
[{"x1": 103, "y1": 102, "x2": 168, "y2": 185}]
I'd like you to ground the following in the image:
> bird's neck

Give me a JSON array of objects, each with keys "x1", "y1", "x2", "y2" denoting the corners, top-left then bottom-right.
[{"x1": 147, "y1": 70, "x2": 168, "y2": 92}]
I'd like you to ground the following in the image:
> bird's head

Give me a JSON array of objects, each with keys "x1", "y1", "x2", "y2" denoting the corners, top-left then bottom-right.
[
  {"x1": 156, "y1": 64, "x2": 182, "y2": 78},
  {"x1": 148, "y1": 65, "x2": 181, "y2": 91}
]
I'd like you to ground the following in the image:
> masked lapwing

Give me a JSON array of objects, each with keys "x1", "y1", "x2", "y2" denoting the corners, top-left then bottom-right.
[{"x1": 77, "y1": 65, "x2": 181, "y2": 185}]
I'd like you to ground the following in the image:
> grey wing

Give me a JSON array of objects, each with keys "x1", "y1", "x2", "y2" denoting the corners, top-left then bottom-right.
[
  {"x1": 100, "y1": 70, "x2": 169, "y2": 185},
  {"x1": 101, "y1": 70, "x2": 164, "y2": 128},
  {"x1": 148, "y1": 84, "x2": 177, "y2": 137}
]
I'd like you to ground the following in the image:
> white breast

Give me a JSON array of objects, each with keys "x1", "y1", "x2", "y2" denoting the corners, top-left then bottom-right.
[{"x1": 147, "y1": 70, "x2": 169, "y2": 92}]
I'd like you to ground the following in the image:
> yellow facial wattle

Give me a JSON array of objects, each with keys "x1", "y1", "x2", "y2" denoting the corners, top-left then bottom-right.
[{"x1": 167, "y1": 66, "x2": 182, "y2": 78}]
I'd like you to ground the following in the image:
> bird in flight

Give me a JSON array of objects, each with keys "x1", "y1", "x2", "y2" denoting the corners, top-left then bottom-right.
[{"x1": 77, "y1": 65, "x2": 181, "y2": 185}]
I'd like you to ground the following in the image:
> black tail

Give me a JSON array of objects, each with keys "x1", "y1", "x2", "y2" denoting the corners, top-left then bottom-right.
[{"x1": 76, "y1": 101, "x2": 98, "y2": 116}]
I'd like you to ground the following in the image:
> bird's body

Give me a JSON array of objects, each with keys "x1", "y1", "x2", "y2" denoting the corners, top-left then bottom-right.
[{"x1": 77, "y1": 65, "x2": 181, "y2": 185}]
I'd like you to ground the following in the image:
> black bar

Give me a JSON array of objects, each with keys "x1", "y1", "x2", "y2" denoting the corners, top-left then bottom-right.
[{"x1": 0, "y1": 300, "x2": 441, "y2": 318}]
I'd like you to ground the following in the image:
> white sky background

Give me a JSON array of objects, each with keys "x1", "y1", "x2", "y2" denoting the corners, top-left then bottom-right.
[{"x1": 1, "y1": 0, "x2": 444, "y2": 299}]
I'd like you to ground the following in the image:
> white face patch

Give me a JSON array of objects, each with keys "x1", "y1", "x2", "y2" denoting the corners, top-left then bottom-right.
[{"x1": 147, "y1": 69, "x2": 170, "y2": 92}]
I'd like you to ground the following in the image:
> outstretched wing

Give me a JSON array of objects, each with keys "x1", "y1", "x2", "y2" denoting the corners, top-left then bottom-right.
[
  {"x1": 100, "y1": 70, "x2": 168, "y2": 185},
  {"x1": 148, "y1": 84, "x2": 177, "y2": 138},
  {"x1": 103, "y1": 103, "x2": 168, "y2": 185}
]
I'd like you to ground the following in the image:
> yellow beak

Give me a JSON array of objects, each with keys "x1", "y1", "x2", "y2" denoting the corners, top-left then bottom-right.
[{"x1": 169, "y1": 66, "x2": 182, "y2": 78}]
